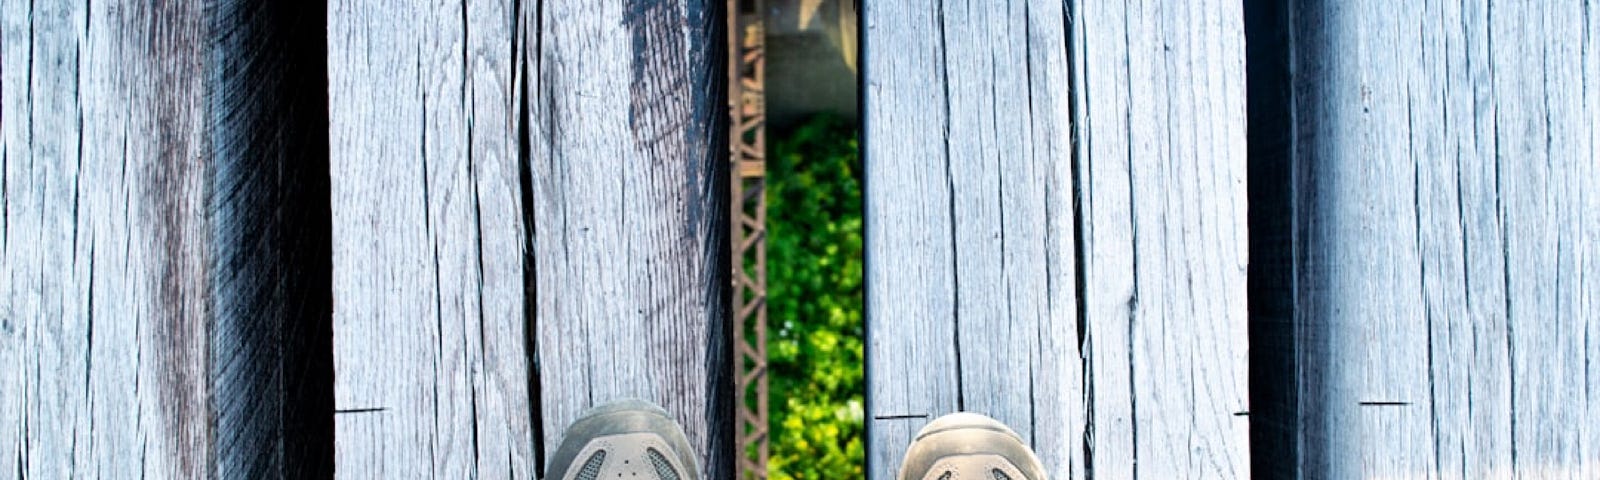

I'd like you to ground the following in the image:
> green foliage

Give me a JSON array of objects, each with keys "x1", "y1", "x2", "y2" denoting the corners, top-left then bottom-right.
[{"x1": 766, "y1": 116, "x2": 864, "y2": 480}]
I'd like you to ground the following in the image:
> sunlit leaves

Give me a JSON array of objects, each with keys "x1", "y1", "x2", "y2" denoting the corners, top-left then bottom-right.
[{"x1": 767, "y1": 116, "x2": 863, "y2": 480}]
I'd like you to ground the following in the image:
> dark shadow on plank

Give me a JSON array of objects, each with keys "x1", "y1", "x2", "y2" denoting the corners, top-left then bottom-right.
[
  {"x1": 206, "y1": 0, "x2": 334, "y2": 477},
  {"x1": 1244, "y1": 0, "x2": 1300, "y2": 478}
]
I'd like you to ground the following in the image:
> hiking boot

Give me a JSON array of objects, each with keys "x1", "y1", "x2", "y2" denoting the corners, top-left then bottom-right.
[
  {"x1": 898, "y1": 412, "x2": 1048, "y2": 480},
  {"x1": 547, "y1": 399, "x2": 701, "y2": 480}
]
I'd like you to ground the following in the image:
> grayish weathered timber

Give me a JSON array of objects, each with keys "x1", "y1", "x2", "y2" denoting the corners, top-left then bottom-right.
[
  {"x1": 4, "y1": 0, "x2": 332, "y2": 477},
  {"x1": 328, "y1": 0, "x2": 535, "y2": 477},
  {"x1": 862, "y1": 0, "x2": 1250, "y2": 478},
  {"x1": 1276, "y1": 0, "x2": 1600, "y2": 478},
  {"x1": 527, "y1": 0, "x2": 730, "y2": 478},
  {"x1": 1, "y1": 2, "x2": 210, "y2": 477},
  {"x1": 329, "y1": 0, "x2": 729, "y2": 477}
]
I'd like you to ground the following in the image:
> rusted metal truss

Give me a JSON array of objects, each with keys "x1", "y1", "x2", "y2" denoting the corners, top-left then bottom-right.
[{"x1": 729, "y1": 0, "x2": 769, "y2": 478}]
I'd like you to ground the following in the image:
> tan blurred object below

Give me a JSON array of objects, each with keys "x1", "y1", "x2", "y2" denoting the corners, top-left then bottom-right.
[
  {"x1": 766, "y1": 0, "x2": 858, "y2": 129},
  {"x1": 794, "y1": 0, "x2": 857, "y2": 73}
]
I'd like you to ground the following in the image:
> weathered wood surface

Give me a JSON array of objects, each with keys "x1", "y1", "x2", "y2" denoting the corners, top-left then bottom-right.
[
  {"x1": 2, "y1": 2, "x2": 209, "y2": 476},
  {"x1": 3, "y1": 0, "x2": 332, "y2": 477},
  {"x1": 328, "y1": 0, "x2": 535, "y2": 477},
  {"x1": 1074, "y1": 0, "x2": 1251, "y2": 477},
  {"x1": 1252, "y1": 0, "x2": 1600, "y2": 478},
  {"x1": 328, "y1": 0, "x2": 730, "y2": 477},
  {"x1": 529, "y1": 0, "x2": 730, "y2": 476},
  {"x1": 862, "y1": 0, "x2": 1249, "y2": 478}
]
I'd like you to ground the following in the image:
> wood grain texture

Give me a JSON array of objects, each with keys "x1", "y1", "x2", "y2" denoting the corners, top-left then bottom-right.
[
  {"x1": 3, "y1": 1, "x2": 211, "y2": 476},
  {"x1": 4, "y1": 0, "x2": 332, "y2": 478},
  {"x1": 527, "y1": 0, "x2": 731, "y2": 477},
  {"x1": 330, "y1": 0, "x2": 728, "y2": 478},
  {"x1": 862, "y1": 0, "x2": 1249, "y2": 478},
  {"x1": 1075, "y1": 0, "x2": 1251, "y2": 477},
  {"x1": 328, "y1": 0, "x2": 535, "y2": 477},
  {"x1": 1259, "y1": 0, "x2": 1600, "y2": 477}
]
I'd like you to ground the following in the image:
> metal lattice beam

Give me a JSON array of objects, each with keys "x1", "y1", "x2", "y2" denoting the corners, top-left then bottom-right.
[{"x1": 729, "y1": 0, "x2": 769, "y2": 478}]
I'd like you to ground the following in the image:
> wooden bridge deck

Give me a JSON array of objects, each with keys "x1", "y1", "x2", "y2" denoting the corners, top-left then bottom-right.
[
  {"x1": 3, "y1": 0, "x2": 1598, "y2": 479},
  {"x1": 326, "y1": 1, "x2": 730, "y2": 478},
  {"x1": 1250, "y1": 1, "x2": 1600, "y2": 478},
  {"x1": 862, "y1": 0, "x2": 1250, "y2": 477}
]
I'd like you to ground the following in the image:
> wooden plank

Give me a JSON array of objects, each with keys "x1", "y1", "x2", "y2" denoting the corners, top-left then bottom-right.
[
  {"x1": 2, "y1": 2, "x2": 211, "y2": 477},
  {"x1": 328, "y1": 0, "x2": 536, "y2": 477},
  {"x1": 330, "y1": 0, "x2": 728, "y2": 477},
  {"x1": 862, "y1": 0, "x2": 1249, "y2": 477},
  {"x1": 526, "y1": 0, "x2": 731, "y2": 477},
  {"x1": 1493, "y1": 3, "x2": 1596, "y2": 477},
  {"x1": 861, "y1": 0, "x2": 964, "y2": 472},
  {"x1": 4, "y1": 0, "x2": 332, "y2": 477},
  {"x1": 1259, "y1": 0, "x2": 1600, "y2": 477},
  {"x1": 1585, "y1": 2, "x2": 1600, "y2": 472},
  {"x1": 1073, "y1": 0, "x2": 1251, "y2": 477}
]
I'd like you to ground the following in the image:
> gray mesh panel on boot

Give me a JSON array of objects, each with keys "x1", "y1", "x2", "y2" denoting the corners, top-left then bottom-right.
[
  {"x1": 646, "y1": 447, "x2": 682, "y2": 480},
  {"x1": 575, "y1": 450, "x2": 607, "y2": 480}
]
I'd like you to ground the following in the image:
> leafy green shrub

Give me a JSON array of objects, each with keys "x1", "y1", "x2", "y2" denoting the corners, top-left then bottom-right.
[{"x1": 766, "y1": 116, "x2": 864, "y2": 480}]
